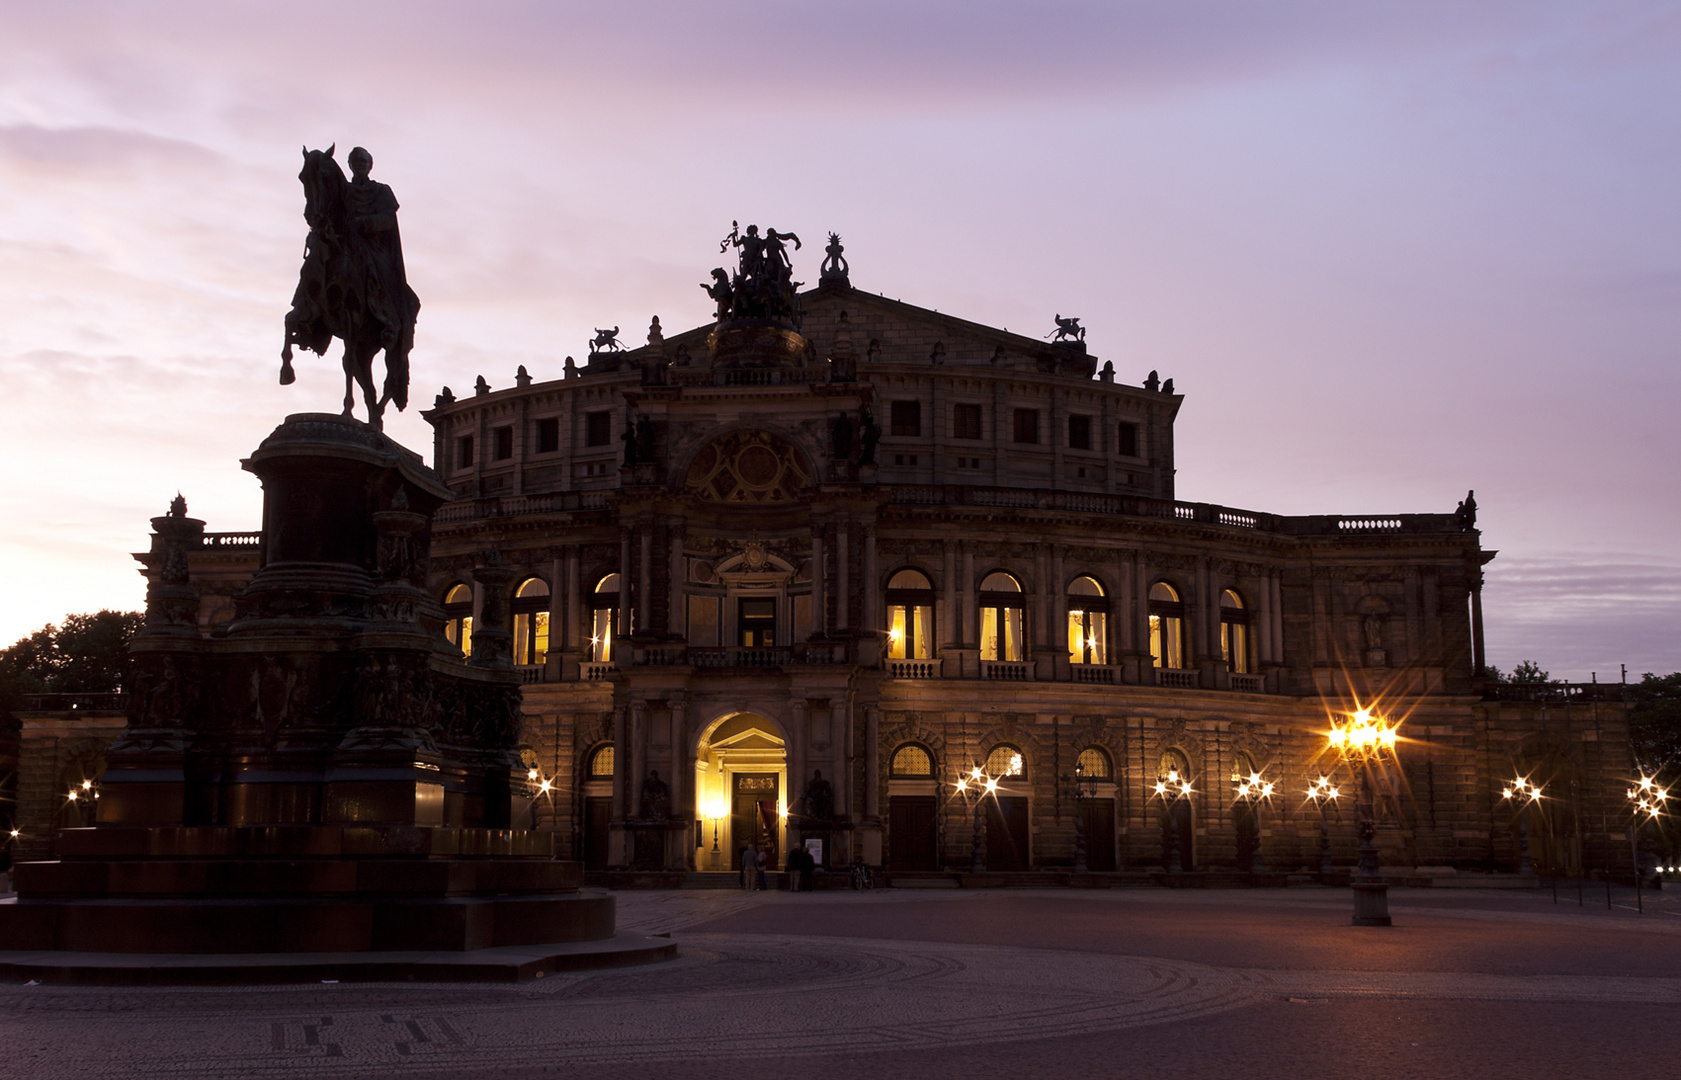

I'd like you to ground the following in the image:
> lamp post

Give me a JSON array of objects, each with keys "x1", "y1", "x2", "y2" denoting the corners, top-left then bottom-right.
[
  {"x1": 952, "y1": 764, "x2": 998, "y2": 873},
  {"x1": 1153, "y1": 768, "x2": 1194, "y2": 874},
  {"x1": 1626, "y1": 774, "x2": 1669, "y2": 908},
  {"x1": 1500, "y1": 775, "x2": 1543, "y2": 876},
  {"x1": 1326, "y1": 707, "x2": 1398, "y2": 926},
  {"x1": 1305, "y1": 776, "x2": 1341, "y2": 877},
  {"x1": 1061, "y1": 762, "x2": 1100, "y2": 874},
  {"x1": 1232, "y1": 770, "x2": 1274, "y2": 875}
]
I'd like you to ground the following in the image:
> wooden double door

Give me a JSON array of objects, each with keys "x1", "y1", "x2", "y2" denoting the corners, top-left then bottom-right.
[
  {"x1": 732, "y1": 773, "x2": 780, "y2": 869},
  {"x1": 889, "y1": 795, "x2": 939, "y2": 870}
]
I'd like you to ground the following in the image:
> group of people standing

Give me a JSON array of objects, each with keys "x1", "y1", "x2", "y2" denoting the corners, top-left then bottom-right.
[{"x1": 739, "y1": 843, "x2": 820, "y2": 892}]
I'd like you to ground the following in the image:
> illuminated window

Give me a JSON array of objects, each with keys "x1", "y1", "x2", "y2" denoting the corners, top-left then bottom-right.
[
  {"x1": 1077, "y1": 747, "x2": 1111, "y2": 778},
  {"x1": 885, "y1": 568, "x2": 934, "y2": 659},
  {"x1": 443, "y1": 583, "x2": 473, "y2": 656},
  {"x1": 1220, "y1": 589, "x2": 1251, "y2": 674},
  {"x1": 589, "y1": 745, "x2": 615, "y2": 777},
  {"x1": 1159, "y1": 748, "x2": 1190, "y2": 784},
  {"x1": 979, "y1": 572, "x2": 1024, "y2": 662},
  {"x1": 512, "y1": 577, "x2": 550, "y2": 666},
  {"x1": 986, "y1": 744, "x2": 1025, "y2": 778},
  {"x1": 591, "y1": 573, "x2": 622, "y2": 663},
  {"x1": 1066, "y1": 575, "x2": 1108, "y2": 665},
  {"x1": 1148, "y1": 581, "x2": 1185, "y2": 669},
  {"x1": 891, "y1": 744, "x2": 933, "y2": 777}
]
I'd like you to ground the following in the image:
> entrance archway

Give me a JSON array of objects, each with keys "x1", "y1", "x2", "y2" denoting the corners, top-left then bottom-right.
[{"x1": 695, "y1": 712, "x2": 787, "y2": 873}]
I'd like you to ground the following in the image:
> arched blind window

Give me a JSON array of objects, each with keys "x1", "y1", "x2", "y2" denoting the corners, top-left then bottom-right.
[
  {"x1": 589, "y1": 745, "x2": 615, "y2": 777},
  {"x1": 1077, "y1": 747, "x2": 1111, "y2": 779},
  {"x1": 986, "y1": 745, "x2": 1025, "y2": 778}
]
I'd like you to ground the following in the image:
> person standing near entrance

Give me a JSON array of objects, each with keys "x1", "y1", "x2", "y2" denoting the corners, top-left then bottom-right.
[
  {"x1": 755, "y1": 847, "x2": 769, "y2": 890},
  {"x1": 741, "y1": 843, "x2": 757, "y2": 891}
]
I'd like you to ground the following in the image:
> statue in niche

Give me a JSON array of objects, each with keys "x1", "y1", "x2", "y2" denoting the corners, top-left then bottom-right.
[
  {"x1": 281, "y1": 145, "x2": 419, "y2": 430},
  {"x1": 831, "y1": 411, "x2": 854, "y2": 461},
  {"x1": 641, "y1": 770, "x2": 671, "y2": 822},
  {"x1": 857, "y1": 406, "x2": 880, "y2": 466},
  {"x1": 1363, "y1": 614, "x2": 1383, "y2": 653},
  {"x1": 804, "y1": 770, "x2": 834, "y2": 821}
]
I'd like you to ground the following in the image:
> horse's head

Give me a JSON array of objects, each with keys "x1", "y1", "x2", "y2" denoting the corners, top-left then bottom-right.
[{"x1": 297, "y1": 145, "x2": 346, "y2": 229}]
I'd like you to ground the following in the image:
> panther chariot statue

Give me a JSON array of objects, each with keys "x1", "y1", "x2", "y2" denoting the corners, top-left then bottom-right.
[{"x1": 280, "y1": 145, "x2": 420, "y2": 430}]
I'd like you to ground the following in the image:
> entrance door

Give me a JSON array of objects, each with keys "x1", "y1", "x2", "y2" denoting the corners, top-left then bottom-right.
[
  {"x1": 889, "y1": 795, "x2": 938, "y2": 870},
  {"x1": 732, "y1": 773, "x2": 780, "y2": 869},
  {"x1": 739, "y1": 598, "x2": 776, "y2": 647},
  {"x1": 1081, "y1": 798, "x2": 1116, "y2": 871},
  {"x1": 583, "y1": 796, "x2": 612, "y2": 869},
  {"x1": 985, "y1": 796, "x2": 1031, "y2": 871}
]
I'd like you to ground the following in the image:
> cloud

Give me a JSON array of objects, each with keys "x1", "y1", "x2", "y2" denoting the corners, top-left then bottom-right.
[{"x1": 1483, "y1": 553, "x2": 1681, "y2": 679}]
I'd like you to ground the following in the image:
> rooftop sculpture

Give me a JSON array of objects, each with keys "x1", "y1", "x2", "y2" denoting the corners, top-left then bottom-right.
[
  {"x1": 707, "y1": 220, "x2": 804, "y2": 327},
  {"x1": 280, "y1": 145, "x2": 420, "y2": 430}
]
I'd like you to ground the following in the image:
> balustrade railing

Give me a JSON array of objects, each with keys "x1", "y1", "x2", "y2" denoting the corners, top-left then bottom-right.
[
  {"x1": 981, "y1": 660, "x2": 1031, "y2": 681},
  {"x1": 516, "y1": 664, "x2": 549, "y2": 685},
  {"x1": 202, "y1": 531, "x2": 261, "y2": 549},
  {"x1": 888, "y1": 659, "x2": 940, "y2": 679},
  {"x1": 1071, "y1": 664, "x2": 1116, "y2": 684},
  {"x1": 580, "y1": 661, "x2": 616, "y2": 681},
  {"x1": 1229, "y1": 673, "x2": 1264, "y2": 694},
  {"x1": 1155, "y1": 667, "x2": 1199, "y2": 689}
]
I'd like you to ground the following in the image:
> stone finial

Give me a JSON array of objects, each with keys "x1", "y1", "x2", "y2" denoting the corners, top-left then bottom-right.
[
  {"x1": 515, "y1": 365, "x2": 532, "y2": 388},
  {"x1": 820, "y1": 231, "x2": 850, "y2": 286},
  {"x1": 169, "y1": 492, "x2": 188, "y2": 518},
  {"x1": 475, "y1": 375, "x2": 490, "y2": 396},
  {"x1": 435, "y1": 386, "x2": 455, "y2": 407},
  {"x1": 1162, "y1": 378, "x2": 1174, "y2": 395},
  {"x1": 564, "y1": 356, "x2": 578, "y2": 378},
  {"x1": 930, "y1": 341, "x2": 945, "y2": 366},
  {"x1": 647, "y1": 316, "x2": 664, "y2": 350},
  {"x1": 1144, "y1": 369, "x2": 1160, "y2": 393},
  {"x1": 1100, "y1": 360, "x2": 1115, "y2": 383},
  {"x1": 991, "y1": 346, "x2": 1006, "y2": 366}
]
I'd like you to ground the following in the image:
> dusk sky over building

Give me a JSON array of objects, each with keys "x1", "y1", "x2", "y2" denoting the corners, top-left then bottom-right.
[{"x1": 1, "y1": 1, "x2": 1677, "y2": 678}]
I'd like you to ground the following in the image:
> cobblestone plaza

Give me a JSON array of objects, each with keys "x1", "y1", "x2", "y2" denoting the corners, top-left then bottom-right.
[{"x1": 3, "y1": 886, "x2": 1680, "y2": 1079}]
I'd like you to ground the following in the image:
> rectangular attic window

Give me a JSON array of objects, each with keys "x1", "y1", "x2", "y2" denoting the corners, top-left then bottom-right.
[
  {"x1": 493, "y1": 426, "x2": 513, "y2": 461},
  {"x1": 457, "y1": 435, "x2": 474, "y2": 469},
  {"x1": 890, "y1": 400, "x2": 922, "y2": 437},
  {"x1": 586, "y1": 411, "x2": 612, "y2": 447},
  {"x1": 1012, "y1": 408, "x2": 1039, "y2": 445},
  {"x1": 536, "y1": 417, "x2": 560, "y2": 454},
  {"x1": 953, "y1": 403, "x2": 983, "y2": 440},
  {"x1": 1068, "y1": 414, "x2": 1091, "y2": 450},
  {"x1": 1118, "y1": 422, "x2": 1140, "y2": 458}
]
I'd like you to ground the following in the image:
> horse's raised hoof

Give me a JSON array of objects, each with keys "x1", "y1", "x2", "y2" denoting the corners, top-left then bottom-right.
[{"x1": 279, "y1": 358, "x2": 295, "y2": 386}]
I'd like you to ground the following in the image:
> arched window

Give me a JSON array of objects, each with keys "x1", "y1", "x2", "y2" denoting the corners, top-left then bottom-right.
[
  {"x1": 442, "y1": 583, "x2": 473, "y2": 656},
  {"x1": 1158, "y1": 747, "x2": 1190, "y2": 786},
  {"x1": 986, "y1": 744, "x2": 1025, "y2": 778},
  {"x1": 591, "y1": 574, "x2": 621, "y2": 663},
  {"x1": 1066, "y1": 576, "x2": 1108, "y2": 665},
  {"x1": 1148, "y1": 582, "x2": 1185, "y2": 669},
  {"x1": 1230, "y1": 751, "x2": 1260, "y2": 787},
  {"x1": 1077, "y1": 747, "x2": 1112, "y2": 779},
  {"x1": 1220, "y1": 589, "x2": 1251, "y2": 674},
  {"x1": 512, "y1": 577, "x2": 550, "y2": 667},
  {"x1": 588, "y1": 744, "x2": 615, "y2": 777},
  {"x1": 979, "y1": 572, "x2": 1025, "y2": 662},
  {"x1": 891, "y1": 744, "x2": 934, "y2": 777},
  {"x1": 886, "y1": 569, "x2": 934, "y2": 660}
]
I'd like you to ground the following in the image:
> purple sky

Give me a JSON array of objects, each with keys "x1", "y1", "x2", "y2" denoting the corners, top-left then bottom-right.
[{"x1": 2, "y1": 2, "x2": 1677, "y2": 679}]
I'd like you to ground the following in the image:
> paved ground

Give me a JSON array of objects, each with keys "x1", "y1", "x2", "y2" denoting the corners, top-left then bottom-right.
[{"x1": 2, "y1": 884, "x2": 1679, "y2": 1079}]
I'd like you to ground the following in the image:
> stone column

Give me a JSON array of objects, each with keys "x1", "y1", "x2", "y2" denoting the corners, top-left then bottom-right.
[
  {"x1": 610, "y1": 705, "x2": 627, "y2": 820},
  {"x1": 1052, "y1": 545, "x2": 1067, "y2": 674},
  {"x1": 810, "y1": 529, "x2": 826, "y2": 637},
  {"x1": 638, "y1": 528, "x2": 653, "y2": 634},
  {"x1": 469, "y1": 557, "x2": 515, "y2": 669},
  {"x1": 1118, "y1": 551, "x2": 1136, "y2": 654},
  {"x1": 941, "y1": 540, "x2": 957, "y2": 650},
  {"x1": 667, "y1": 524, "x2": 685, "y2": 639},
  {"x1": 630, "y1": 700, "x2": 647, "y2": 818},
  {"x1": 566, "y1": 546, "x2": 581, "y2": 651},
  {"x1": 618, "y1": 529, "x2": 632, "y2": 641},
  {"x1": 789, "y1": 700, "x2": 808, "y2": 821},
  {"x1": 1470, "y1": 559, "x2": 1488, "y2": 677},
  {"x1": 834, "y1": 699, "x2": 852, "y2": 820},
  {"x1": 668, "y1": 700, "x2": 688, "y2": 868},
  {"x1": 836, "y1": 520, "x2": 850, "y2": 630},
  {"x1": 863, "y1": 524, "x2": 880, "y2": 632},
  {"x1": 548, "y1": 552, "x2": 565, "y2": 675},
  {"x1": 865, "y1": 705, "x2": 881, "y2": 819},
  {"x1": 1269, "y1": 572, "x2": 1285, "y2": 666}
]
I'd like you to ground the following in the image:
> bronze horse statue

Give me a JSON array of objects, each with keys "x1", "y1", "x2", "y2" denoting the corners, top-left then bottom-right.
[{"x1": 281, "y1": 145, "x2": 418, "y2": 429}]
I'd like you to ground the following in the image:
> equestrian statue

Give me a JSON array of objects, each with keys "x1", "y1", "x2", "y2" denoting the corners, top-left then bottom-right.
[{"x1": 281, "y1": 145, "x2": 420, "y2": 429}]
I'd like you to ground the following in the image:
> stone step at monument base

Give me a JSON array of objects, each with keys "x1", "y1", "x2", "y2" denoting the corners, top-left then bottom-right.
[
  {"x1": 0, "y1": 891, "x2": 615, "y2": 953},
  {"x1": 55, "y1": 825, "x2": 556, "y2": 860},
  {"x1": 14, "y1": 856, "x2": 580, "y2": 898},
  {"x1": 0, "y1": 933, "x2": 677, "y2": 986}
]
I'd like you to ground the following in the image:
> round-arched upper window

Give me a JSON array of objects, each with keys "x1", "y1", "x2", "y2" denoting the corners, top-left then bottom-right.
[
  {"x1": 1069, "y1": 576, "x2": 1104, "y2": 597},
  {"x1": 1150, "y1": 581, "x2": 1180, "y2": 603},
  {"x1": 981, "y1": 572, "x2": 1021, "y2": 593},
  {"x1": 888, "y1": 569, "x2": 933, "y2": 590},
  {"x1": 517, "y1": 578, "x2": 549, "y2": 599},
  {"x1": 1077, "y1": 747, "x2": 1111, "y2": 778},
  {"x1": 891, "y1": 744, "x2": 934, "y2": 777},
  {"x1": 986, "y1": 745, "x2": 1025, "y2": 778},
  {"x1": 1221, "y1": 588, "x2": 1244, "y2": 610}
]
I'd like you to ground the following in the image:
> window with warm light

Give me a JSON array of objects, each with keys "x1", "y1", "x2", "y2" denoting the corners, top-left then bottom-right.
[
  {"x1": 1148, "y1": 581, "x2": 1185, "y2": 669},
  {"x1": 980, "y1": 572, "x2": 1025, "y2": 662},
  {"x1": 1220, "y1": 588, "x2": 1251, "y2": 674},
  {"x1": 512, "y1": 577, "x2": 550, "y2": 666},
  {"x1": 589, "y1": 745, "x2": 615, "y2": 777},
  {"x1": 1077, "y1": 747, "x2": 1111, "y2": 778},
  {"x1": 1066, "y1": 575, "x2": 1108, "y2": 665},
  {"x1": 442, "y1": 583, "x2": 473, "y2": 656},
  {"x1": 891, "y1": 744, "x2": 934, "y2": 777},
  {"x1": 885, "y1": 568, "x2": 934, "y2": 659},
  {"x1": 591, "y1": 573, "x2": 622, "y2": 662},
  {"x1": 986, "y1": 745, "x2": 1025, "y2": 778}
]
